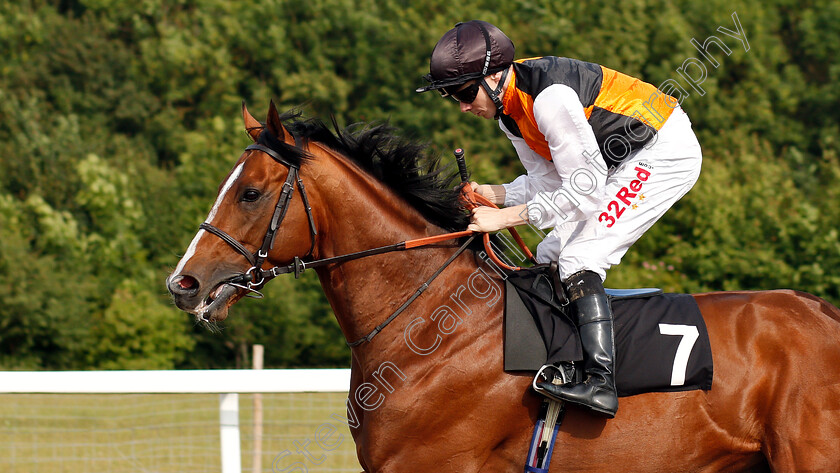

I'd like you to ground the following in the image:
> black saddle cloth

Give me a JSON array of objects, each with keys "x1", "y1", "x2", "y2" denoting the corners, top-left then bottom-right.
[{"x1": 505, "y1": 266, "x2": 713, "y2": 397}]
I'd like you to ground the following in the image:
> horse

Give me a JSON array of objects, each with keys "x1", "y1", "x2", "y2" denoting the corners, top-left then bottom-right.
[{"x1": 167, "y1": 101, "x2": 840, "y2": 472}]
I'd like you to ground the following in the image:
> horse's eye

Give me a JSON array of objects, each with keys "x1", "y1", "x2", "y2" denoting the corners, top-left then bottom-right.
[{"x1": 241, "y1": 189, "x2": 261, "y2": 202}]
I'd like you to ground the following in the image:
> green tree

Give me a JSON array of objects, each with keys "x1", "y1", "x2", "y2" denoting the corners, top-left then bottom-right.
[
  {"x1": 87, "y1": 277, "x2": 195, "y2": 370},
  {"x1": 0, "y1": 0, "x2": 838, "y2": 370}
]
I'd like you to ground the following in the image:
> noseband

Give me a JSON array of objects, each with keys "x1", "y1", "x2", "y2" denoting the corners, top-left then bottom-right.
[{"x1": 199, "y1": 138, "x2": 318, "y2": 292}]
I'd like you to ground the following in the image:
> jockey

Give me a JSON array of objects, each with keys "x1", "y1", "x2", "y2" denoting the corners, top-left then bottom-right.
[{"x1": 416, "y1": 20, "x2": 702, "y2": 417}]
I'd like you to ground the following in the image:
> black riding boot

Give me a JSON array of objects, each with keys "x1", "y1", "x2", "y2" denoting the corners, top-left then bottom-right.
[{"x1": 536, "y1": 270, "x2": 618, "y2": 418}]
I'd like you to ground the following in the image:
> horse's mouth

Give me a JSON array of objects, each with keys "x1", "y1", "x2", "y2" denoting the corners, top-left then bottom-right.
[{"x1": 194, "y1": 283, "x2": 240, "y2": 323}]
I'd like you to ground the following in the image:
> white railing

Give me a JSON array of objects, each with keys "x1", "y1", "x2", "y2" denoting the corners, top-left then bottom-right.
[{"x1": 0, "y1": 369, "x2": 352, "y2": 473}]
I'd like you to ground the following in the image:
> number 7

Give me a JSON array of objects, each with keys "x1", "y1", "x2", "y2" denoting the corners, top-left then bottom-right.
[{"x1": 658, "y1": 324, "x2": 699, "y2": 386}]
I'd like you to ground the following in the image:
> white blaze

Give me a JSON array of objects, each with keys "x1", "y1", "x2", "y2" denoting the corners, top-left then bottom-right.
[{"x1": 172, "y1": 162, "x2": 245, "y2": 276}]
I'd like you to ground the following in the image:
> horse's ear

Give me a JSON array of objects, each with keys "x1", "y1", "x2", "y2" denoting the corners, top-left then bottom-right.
[
  {"x1": 242, "y1": 101, "x2": 263, "y2": 142},
  {"x1": 265, "y1": 100, "x2": 290, "y2": 142}
]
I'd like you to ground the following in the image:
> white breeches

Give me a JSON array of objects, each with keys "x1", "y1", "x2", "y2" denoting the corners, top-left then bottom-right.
[{"x1": 534, "y1": 107, "x2": 702, "y2": 281}]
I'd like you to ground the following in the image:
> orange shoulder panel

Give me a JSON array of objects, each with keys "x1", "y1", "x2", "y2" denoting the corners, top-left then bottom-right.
[
  {"x1": 594, "y1": 66, "x2": 674, "y2": 130},
  {"x1": 502, "y1": 68, "x2": 553, "y2": 161}
]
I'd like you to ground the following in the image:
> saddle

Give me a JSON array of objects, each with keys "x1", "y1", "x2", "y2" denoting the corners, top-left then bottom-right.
[{"x1": 504, "y1": 265, "x2": 713, "y2": 397}]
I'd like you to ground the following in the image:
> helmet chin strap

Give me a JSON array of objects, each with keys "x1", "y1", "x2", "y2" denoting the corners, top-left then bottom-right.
[{"x1": 479, "y1": 66, "x2": 510, "y2": 119}]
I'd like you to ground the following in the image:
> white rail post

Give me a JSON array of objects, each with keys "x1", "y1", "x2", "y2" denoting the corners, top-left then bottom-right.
[
  {"x1": 252, "y1": 344, "x2": 264, "y2": 473},
  {"x1": 219, "y1": 393, "x2": 242, "y2": 473}
]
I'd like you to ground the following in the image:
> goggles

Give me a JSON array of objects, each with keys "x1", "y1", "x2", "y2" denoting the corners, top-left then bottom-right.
[{"x1": 439, "y1": 81, "x2": 481, "y2": 104}]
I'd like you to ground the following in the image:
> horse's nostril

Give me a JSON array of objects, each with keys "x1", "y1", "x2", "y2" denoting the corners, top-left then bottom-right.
[
  {"x1": 169, "y1": 275, "x2": 200, "y2": 295},
  {"x1": 178, "y1": 276, "x2": 197, "y2": 290}
]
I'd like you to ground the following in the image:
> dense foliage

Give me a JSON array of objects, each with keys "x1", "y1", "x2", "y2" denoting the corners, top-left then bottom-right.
[{"x1": 1, "y1": 0, "x2": 838, "y2": 369}]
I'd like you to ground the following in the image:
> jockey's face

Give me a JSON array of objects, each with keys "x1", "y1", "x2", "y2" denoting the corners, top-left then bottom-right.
[{"x1": 457, "y1": 72, "x2": 504, "y2": 120}]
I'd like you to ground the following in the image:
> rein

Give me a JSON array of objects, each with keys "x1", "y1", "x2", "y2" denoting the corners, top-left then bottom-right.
[
  {"x1": 197, "y1": 133, "x2": 481, "y2": 347},
  {"x1": 200, "y1": 135, "x2": 537, "y2": 346}
]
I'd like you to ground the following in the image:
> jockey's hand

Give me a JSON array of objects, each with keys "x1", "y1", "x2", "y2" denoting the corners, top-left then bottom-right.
[
  {"x1": 467, "y1": 204, "x2": 529, "y2": 233},
  {"x1": 470, "y1": 182, "x2": 507, "y2": 206}
]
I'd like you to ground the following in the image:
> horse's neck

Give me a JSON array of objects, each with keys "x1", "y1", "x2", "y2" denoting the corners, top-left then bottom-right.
[
  {"x1": 308, "y1": 152, "x2": 436, "y2": 260},
  {"x1": 307, "y1": 152, "x2": 491, "y2": 366}
]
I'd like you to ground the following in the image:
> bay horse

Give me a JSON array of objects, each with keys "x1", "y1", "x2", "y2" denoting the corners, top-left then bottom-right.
[{"x1": 167, "y1": 101, "x2": 840, "y2": 472}]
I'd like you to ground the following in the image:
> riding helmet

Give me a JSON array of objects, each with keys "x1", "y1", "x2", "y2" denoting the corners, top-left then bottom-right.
[{"x1": 416, "y1": 20, "x2": 515, "y2": 93}]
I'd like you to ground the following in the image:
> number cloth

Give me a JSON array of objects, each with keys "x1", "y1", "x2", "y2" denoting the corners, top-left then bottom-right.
[
  {"x1": 611, "y1": 292, "x2": 713, "y2": 396},
  {"x1": 504, "y1": 266, "x2": 713, "y2": 397}
]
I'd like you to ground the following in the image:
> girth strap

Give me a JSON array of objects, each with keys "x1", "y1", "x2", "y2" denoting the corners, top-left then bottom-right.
[{"x1": 524, "y1": 399, "x2": 564, "y2": 473}]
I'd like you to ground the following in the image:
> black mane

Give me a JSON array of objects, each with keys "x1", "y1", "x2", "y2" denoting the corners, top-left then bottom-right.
[{"x1": 257, "y1": 110, "x2": 469, "y2": 232}]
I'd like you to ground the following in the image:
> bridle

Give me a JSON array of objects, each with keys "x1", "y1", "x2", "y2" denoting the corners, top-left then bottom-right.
[
  {"x1": 199, "y1": 139, "x2": 317, "y2": 292},
  {"x1": 196, "y1": 133, "x2": 477, "y2": 346}
]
